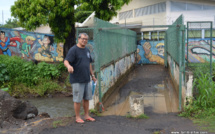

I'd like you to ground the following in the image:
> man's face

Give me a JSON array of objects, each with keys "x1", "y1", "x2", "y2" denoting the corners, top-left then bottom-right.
[
  {"x1": 78, "y1": 34, "x2": 88, "y2": 47},
  {"x1": 0, "y1": 33, "x2": 5, "y2": 39},
  {"x1": 157, "y1": 46, "x2": 164, "y2": 56}
]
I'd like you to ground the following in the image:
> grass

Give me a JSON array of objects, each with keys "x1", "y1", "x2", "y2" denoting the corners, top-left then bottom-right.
[
  {"x1": 193, "y1": 116, "x2": 215, "y2": 133},
  {"x1": 179, "y1": 62, "x2": 215, "y2": 133},
  {"x1": 52, "y1": 120, "x2": 63, "y2": 128},
  {"x1": 89, "y1": 109, "x2": 101, "y2": 116},
  {"x1": 126, "y1": 113, "x2": 149, "y2": 119}
]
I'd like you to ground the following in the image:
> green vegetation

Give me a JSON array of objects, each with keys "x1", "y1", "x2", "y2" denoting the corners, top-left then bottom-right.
[
  {"x1": 0, "y1": 55, "x2": 69, "y2": 97},
  {"x1": 89, "y1": 109, "x2": 101, "y2": 116},
  {"x1": 126, "y1": 113, "x2": 149, "y2": 119},
  {"x1": 11, "y1": 0, "x2": 131, "y2": 58},
  {"x1": 0, "y1": 18, "x2": 21, "y2": 28},
  {"x1": 52, "y1": 120, "x2": 63, "y2": 128},
  {"x1": 179, "y1": 63, "x2": 215, "y2": 132}
]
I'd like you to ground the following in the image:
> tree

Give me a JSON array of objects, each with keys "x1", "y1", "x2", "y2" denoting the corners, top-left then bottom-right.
[
  {"x1": 81, "y1": 0, "x2": 131, "y2": 21},
  {"x1": 1, "y1": 18, "x2": 20, "y2": 28},
  {"x1": 75, "y1": 5, "x2": 93, "y2": 23},
  {"x1": 11, "y1": 0, "x2": 131, "y2": 58}
]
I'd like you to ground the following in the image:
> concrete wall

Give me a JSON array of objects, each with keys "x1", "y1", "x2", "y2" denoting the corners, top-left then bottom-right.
[
  {"x1": 0, "y1": 28, "x2": 63, "y2": 62},
  {"x1": 110, "y1": 0, "x2": 215, "y2": 31},
  {"x1": 91, "y1": 53, "x2": 135, "y2": 109},
  {"x1": 137, "y1": 40, "x2": 165, "y2": 65},
  {"x1": 167, "y1": 54, "x2": 186, "y2": 106}
]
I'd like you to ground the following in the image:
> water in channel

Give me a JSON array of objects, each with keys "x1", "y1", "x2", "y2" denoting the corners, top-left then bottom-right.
[{"x1": 21, "y1": 97, "x2": 81, "y2": 118}]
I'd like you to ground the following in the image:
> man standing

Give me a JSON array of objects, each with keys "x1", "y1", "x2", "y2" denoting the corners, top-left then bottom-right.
[{"x1": 64, "y1": 33, "x2": 97, "y2": 124}]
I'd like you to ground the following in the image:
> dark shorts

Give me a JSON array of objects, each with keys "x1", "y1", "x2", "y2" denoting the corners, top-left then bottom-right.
[{"x1": 72, "y1": 82, "x2": 92, "y2": 103}]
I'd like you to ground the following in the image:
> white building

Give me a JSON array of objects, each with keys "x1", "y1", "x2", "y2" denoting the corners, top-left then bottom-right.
[{"x1": 110, "y1": 0, "x2": 215, "y2": 40}]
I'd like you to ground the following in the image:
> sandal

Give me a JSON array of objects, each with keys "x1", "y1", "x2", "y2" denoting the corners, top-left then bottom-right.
[
  {"x1": 76, "y1": 119, "x2": 84, "y2": 124},
  {"x1": 85, "y1": 117, "x2": 95, "y2": 122}
]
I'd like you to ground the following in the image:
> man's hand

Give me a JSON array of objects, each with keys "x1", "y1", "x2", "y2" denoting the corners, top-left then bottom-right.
[
  {"x1": 67, "y1": 66, "x2": 74, "y2": 73},
  {"x1": 92, "y1": 76, "x2": 97, "y2": 82}
]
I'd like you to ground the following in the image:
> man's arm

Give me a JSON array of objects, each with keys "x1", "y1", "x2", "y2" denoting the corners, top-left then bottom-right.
[
  {"x1": 90, "y1": 63, "x2": 97, "y2": 82},
  {"x1": 64, "y1": 60, "x2": 74, "y2": 73}
]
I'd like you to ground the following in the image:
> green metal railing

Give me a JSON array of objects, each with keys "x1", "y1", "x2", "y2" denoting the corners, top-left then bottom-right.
[
  {"x1": 76, "y1": 17, "x2": 136, "y2": 111},
  {"x1": 165, "y1": 15, "x2": 185, "y2": 110},
  {"x1": 186, "y1": 22, "x2": 213, "y2": 77}
]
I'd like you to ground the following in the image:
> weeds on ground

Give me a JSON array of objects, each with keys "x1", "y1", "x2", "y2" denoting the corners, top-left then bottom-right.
[
  {"x1": 179, "y1": 64, "x2": 215, "y2": 132},
  {"x1": 89, "y1": 109, "x2": 101, "y2": 116},
  {"x1": 0, "y1": 55, "x2": 67, "y2": 97},
  {"x1": 52, "y1": 120, "x2": 63, "y2": 128},
  {"x1": 126, "y1": 113, "x2": 149, "y2": 119}
]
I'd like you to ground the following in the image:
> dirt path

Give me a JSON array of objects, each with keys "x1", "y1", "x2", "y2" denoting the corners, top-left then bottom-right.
[{"x1": 40, "y1": 65, "x2": 210, "y2": 134}]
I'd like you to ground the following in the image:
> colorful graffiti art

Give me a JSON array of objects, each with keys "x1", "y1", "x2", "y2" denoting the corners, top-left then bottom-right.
[
  {"x1": 0, "y1": 28, "x2": 63, "y2": 62},
  {"x1": 137, "y1": 40, "x2": 165, "y2": 65},
  {"x1": 186, "y1": 39, "x2": 215, "y2": 63}
]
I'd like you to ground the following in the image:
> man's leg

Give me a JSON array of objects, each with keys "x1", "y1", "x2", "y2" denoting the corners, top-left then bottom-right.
[
  {"x1": 83, "y1": 99, "x2": 90, "y2": 119},
  {"x1": 83, "y1": 83, "x2": 95, "y2": 121},
  {"x1": 74, "y1": 102, "x2": 81, "y2": 120},
  {"x1": 72, "y1": 83, "x2": 84, "y2": 122}
]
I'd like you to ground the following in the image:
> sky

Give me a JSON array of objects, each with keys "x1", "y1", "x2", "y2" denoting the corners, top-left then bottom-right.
[{"x1": 0, "y1": 0, "x2": 17, "y2": 25}]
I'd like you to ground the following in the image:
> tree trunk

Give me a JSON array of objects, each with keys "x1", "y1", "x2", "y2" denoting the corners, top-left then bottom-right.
[{"x1": 63, "y1": 24, "x2": 76, "y2": 58}]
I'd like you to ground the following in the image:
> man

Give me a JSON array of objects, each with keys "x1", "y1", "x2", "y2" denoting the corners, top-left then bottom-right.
[{"x1": 64, "y1": 33, "x2": 97, "y2": 124}]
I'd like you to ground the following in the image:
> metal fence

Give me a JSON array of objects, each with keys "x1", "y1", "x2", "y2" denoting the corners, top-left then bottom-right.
[
  {"x1": 76, "y1": 17, "x2": 136, "y2": 111},
  {"x1": 186, "y1": 22, "x2": 213, "y2": 76},
  {"x1": 76, "y1": 18, "x2": 136, "y2": 72},
  {"x1": 165, "y1": 15, "x2": 186, "y2": 110}
]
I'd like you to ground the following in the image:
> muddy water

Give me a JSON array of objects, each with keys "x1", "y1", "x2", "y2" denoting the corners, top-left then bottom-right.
[
  {"x1": 21, "y1": 97, "x2": 82, "y2": 118},
  {"x1": 102, "y1": 78, "x2": 179, "y2": 116},
  {"x1": 101, "y1": 65, "x2": 179, "y2": 116}
]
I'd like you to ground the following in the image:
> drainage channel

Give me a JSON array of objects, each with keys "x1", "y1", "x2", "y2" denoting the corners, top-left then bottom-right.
[{"x1": 101, "y1": 66, "x2": 179, "y2": 116}]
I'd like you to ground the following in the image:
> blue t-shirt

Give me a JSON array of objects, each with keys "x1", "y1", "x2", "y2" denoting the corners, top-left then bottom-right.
[{"x1": 65, "y1": 45, "x2": 93, "y2": 84}]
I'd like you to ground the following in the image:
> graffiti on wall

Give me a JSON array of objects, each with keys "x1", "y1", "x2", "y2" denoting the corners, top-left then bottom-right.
[
  {"x1": 100, "y1": 54, "x2": 135, "y2": 97},
  {"x1": 0, "y1": 28, "x2": 63, "y2": 62},
  {"x1": 186, "y1": 39, "x2": 215, "y2": 63},
  {"x1": 137, "y1": 40, "x2": 165, "y2": 65}
]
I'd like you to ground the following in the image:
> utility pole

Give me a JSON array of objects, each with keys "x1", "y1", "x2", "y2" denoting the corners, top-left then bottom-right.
[{"x1": 2, "y1": 10, "x2": 4, "y2": 25}]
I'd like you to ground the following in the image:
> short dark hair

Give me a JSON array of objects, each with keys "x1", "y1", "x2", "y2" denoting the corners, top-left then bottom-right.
[{"x1": 1, "y1": 31, "x2": 5, "y2": 35}]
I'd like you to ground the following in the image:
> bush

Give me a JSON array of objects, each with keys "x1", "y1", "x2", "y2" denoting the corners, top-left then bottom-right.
[{"x1": 0, "y1": 55, "x2": 65, "y2": 97}]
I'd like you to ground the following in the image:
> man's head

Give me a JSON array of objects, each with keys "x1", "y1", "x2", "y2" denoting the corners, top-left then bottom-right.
[
  {"x1": 156, "y1": 43, "x2": 164, "y2": 56},
  {"x1": 78, "y1": 33, "x2": 88, "y2": 48},
  {"x1": 0, "y1": 31, "x2": 5, "y2": 39}
]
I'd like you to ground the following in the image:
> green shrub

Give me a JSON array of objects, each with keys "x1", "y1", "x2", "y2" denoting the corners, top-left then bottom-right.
[
  {"x1": 56, "y1": 62, "x2": 67, "y2": 72},
  {"x1": 0, "y1": 63, "x2": 10, "y2": 84},
  {"x1": 0, "y1": 55, "x2": 65, "y2": 97}
]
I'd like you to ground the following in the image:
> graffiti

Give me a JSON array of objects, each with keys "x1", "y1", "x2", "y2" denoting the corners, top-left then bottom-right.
[
  {"x1": 137, "y1": 40, "x2": 165, "y2": 65},
  {"x1": 0, "y1": 28, "x2": 63, "y2": 62},
  {"x1": 101, "y1": 65, "x2": 114, "y2": 95},
  {"x1": 100, "y1": 55, "x2": 134, "y2": 97},
  {"x1": 0, "y1": 30, "x2": 22, "y2": 56},
  {"x1": 186, "y1": 39, "x2": 215, "y2": 63}
]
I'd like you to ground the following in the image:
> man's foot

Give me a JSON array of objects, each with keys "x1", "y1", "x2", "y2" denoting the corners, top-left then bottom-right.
[
  {"x1": 76, "y1": 119, "x2": 84, "y2": 124},
  {"x1": 85, "y1": 117, "x2": 95, "y2": 122}
]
